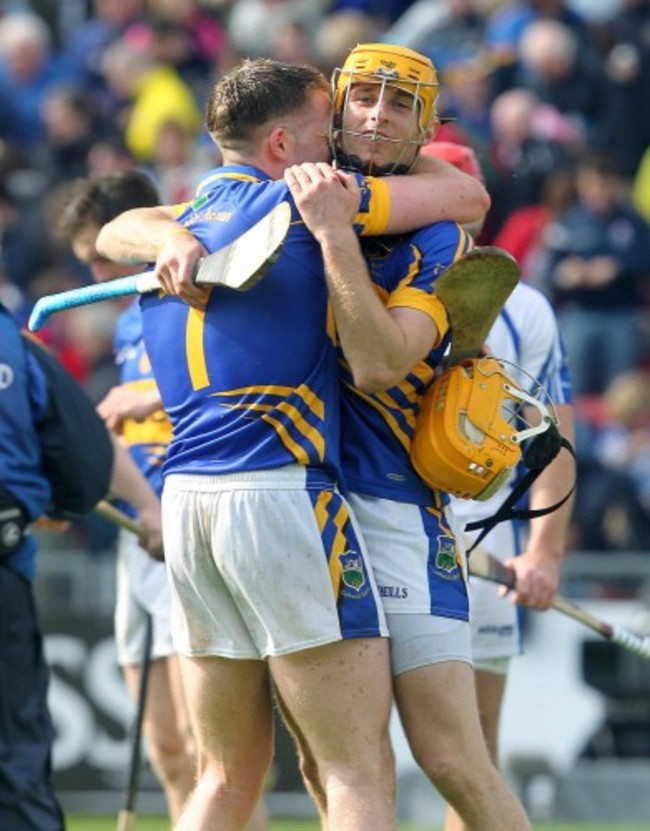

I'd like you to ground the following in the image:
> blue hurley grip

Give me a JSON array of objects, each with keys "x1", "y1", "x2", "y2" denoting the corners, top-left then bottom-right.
[{"x1": 28, "y1": 274, "x2": 143, "y2": 331}]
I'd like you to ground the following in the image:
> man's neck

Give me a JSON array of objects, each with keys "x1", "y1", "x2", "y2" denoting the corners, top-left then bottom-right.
[{"x1": 221, "y1": 150, "x2": 281, "y2": 180}]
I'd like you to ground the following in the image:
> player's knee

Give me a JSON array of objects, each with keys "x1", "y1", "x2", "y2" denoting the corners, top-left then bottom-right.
[
  {"x1": 412, "y1": 744, "x2": 472, "y2": 794},
  {"x1": 146, "y1": 731, "x2": 194, "y2": 785}
]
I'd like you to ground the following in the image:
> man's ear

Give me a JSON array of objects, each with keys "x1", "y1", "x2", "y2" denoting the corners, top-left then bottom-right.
[
  {"x1": 268, "y1": 126, "x2": 292, "y2": 161},
  {"x1": 423, "y1": 120, "x2": 440, "y2": 145}
]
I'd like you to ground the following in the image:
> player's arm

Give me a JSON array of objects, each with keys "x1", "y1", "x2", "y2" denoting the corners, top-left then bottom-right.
[
  {"x1": 286, "y1": 163, "x2": 440, "y2": 392},
  {"x1": 97, "y1": 384, "x2": 163, "y2": 434},
  {"x1": 108, "y1": 434, "x2": 163, "y2": 558},
  {"x1": 96, "y1": 204, "x2": 210, "y2": 308},
  {"x1": 381, "y1": 155, "x2": 490, "y2": 231},
  {"x1": 505, "y1": 402, "x2": 575, "y2": 610}
]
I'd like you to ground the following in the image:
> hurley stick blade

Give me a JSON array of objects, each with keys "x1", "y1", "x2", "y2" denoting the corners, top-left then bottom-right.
[
  {"x1": 436, "y1": 246, "x2": 520, "y2": 366},
  {"x1": 28, "y1": 202, "x2": 292, "y2": 331},
  {"x1": 194, "y1": 200, "x2": 291, "y2": 289}
]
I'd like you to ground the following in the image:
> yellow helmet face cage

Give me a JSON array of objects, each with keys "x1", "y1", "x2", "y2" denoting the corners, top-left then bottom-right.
[{"x1": 333, "y1": 43, "x2": 440, "y2": 137}]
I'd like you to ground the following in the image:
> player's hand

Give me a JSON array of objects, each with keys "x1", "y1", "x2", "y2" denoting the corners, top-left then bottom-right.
[
  {"x1": 135, "y1": 503, "x2": 164, "y2": 561},
  {"x1": 156, "y1": 230, "x2": 211, "y2": 310},
  {"x1": 97, "y1": 386, "x2": 163, "y2": 433},
  {"x1": 501, "y1": 552, "x2": 560, "y2": 610},
  {"x1": 285, "y1": 162, "x2": 361, "y2": 244}
]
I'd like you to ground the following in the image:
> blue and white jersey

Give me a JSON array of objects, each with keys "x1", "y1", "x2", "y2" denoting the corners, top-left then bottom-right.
[
  {"x1": 340, "y1": 222, "x2": 475, "y2": 505},
  {"x1": 141, "y1": 164, "x2": 392, "y2": 482},
  {"x1": 452, "y1": 281, "x2": 573, "y2": 526},
  {"x1": 0, "y1": 306, "x2": 51, "y2": 579},
  {"x1": 113, "y1": 300, "x2": 170, "y2": 500}
]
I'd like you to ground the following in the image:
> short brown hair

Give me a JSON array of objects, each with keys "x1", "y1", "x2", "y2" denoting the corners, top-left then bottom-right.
[
  {"x1": 205, "y1": 58, "x2": 329, "y2": 151},
  {"x1": 58, "y1": 170, "x2": 159, "y2": 242}
]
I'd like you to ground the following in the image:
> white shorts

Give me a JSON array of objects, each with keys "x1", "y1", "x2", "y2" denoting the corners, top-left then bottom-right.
[
  {"x1": 347, "y1": 493, "x2": 469, "y2": 619},
  {"x1": 163, "y1": 467, "x2": 387, "y2": 660},
  {"x1": 466, "y1": 520, "x2": 524, "y2": 663},
  {"x1": 114, "y1": 528, "x2": 175, "y2": 667}
]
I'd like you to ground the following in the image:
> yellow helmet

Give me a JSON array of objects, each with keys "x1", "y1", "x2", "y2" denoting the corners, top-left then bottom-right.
[
  {"x1": 333, "y1": 43, "x2": 440, "y2": 136},
  {"x1": 411, "y1": 357, "x2": 554, "y2": 501}
]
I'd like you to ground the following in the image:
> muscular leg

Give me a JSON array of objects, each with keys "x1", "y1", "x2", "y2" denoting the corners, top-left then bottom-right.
[
  {"x1": 122, "y1": 656, "x2": 195, "y2": 824},
  {"x1": 442, "y1": 668, "x2": 508, "y2": 831},
  {"x1": 395, "y1": 661, "x2": 530, "y2": 831},
  {"x1": 172, "y1": 655, "x2": 273, "y2": 831},
  {"x1": 275, "y1": 691, "x2": 328, "y2": 826},
  {"x1": 270, "y1": 637, "x2": 395, "y2": 831}
]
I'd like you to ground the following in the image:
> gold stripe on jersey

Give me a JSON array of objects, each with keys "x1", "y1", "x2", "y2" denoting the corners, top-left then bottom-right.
[
  {"x1": 347, "y1": 385, "x2": 411, "y2": 453},
  {"x1": 196, "y1": 171, "x2": 263, "y2": 196},
  {"x1": 345, "y1": 359, "x2": 436, "y2": 452},
  {"x1": 453, "y1": 225, "x2": 473, "y2": 260},
  {"x1": 214, "y1": 384, "x2": 326, "y2": 462},
  {"x1": 312, "y1": 490, "x2": 352, "y2": 601},
  {"x1": 186, "y1": 308, "x2": 210, "y2": 390},
  {"x1": 385, "y1": 229, "x2": 474, "y2": 343}
]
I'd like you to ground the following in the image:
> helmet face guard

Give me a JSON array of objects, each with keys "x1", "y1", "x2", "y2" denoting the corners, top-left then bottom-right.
[{"x1": 330, "y1": 43, "x2": 440, "y2": 175}]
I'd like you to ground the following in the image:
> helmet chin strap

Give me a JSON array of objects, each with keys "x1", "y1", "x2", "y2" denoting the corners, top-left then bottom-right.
[{"x1": 333, "y1": 147, "x2": 413, "y2": 177}]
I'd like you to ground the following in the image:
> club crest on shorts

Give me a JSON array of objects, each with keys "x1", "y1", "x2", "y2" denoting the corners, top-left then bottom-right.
[
  {"x1": 339, "y1": 550, "x2": 370, "y2": 598},
  {"x1": 433, "y1": 535, "x2": 460, "y2": 579}
]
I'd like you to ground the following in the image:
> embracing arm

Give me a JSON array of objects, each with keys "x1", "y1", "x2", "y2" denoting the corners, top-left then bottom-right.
[
  {"x1": 97, "y1": 205, "x2": 180, "y2": 264},
  {"x1": 382, "y1": 155, "x2": 490, "y2": 232},
  {"x1": 286, "y1": 163, "x2": 439, "y2": 392},
  {"x1": 96, "y1": 205, "x2": 209, "y2": 307}
]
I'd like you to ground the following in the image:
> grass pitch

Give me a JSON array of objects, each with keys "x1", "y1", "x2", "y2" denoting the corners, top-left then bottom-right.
[{"x1": 66, "y1": 819, "x2": 650, "y2": 831}]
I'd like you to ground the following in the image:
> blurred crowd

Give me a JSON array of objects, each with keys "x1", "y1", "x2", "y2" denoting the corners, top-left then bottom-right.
[{"x1": 1, "y1": 0, "x2": 649, "y2": 552}]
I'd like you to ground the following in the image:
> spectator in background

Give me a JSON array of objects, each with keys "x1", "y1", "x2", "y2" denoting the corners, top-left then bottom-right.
[
  {"x1": 0, "y1": 177, "x2": 53, "y2": 296},
  {"x1": 633, "y1": 144, "x2": 650, "y2": 225},
  {"x1": 100, "y1": 33, "x2": 201, "y2": 163},
  {"x1": 601, "y1": 0, "x2": 650, "y2": 176},
  {"x1": 493, "y1": 166, "x2": 577, "y2": 278},
  {"x1": 62, "y1": 0, "x2": 145, "y2": 97},
  {"x1": 148, "y1": 119, "x2": 208, "y2": 204},
  {"x1": 145, "y1": 0, "x2": 231, "y2": 101},
  {"x1": 226, "y1": 0, "x2": 327, "y2": 59},
  {"x1": 571, "y1": 369, "x2": 650, "y2": 553},
  {"x1": 485, "y1": 0, "x2": 595, "y2": 95},
  {"x1": 389, "y1": 0, "x2": 487, "y2": 71},
  {"x1": 597, "y1": 371, "x2": 650, "y2": 525},
  {"x1": 541, "y1": 151, "x2": 650, "y2": 395},
  {"x1": 514, "y1": 19, "x2": 617, "y2": 153},
  {"x1": 486, "y1": 86, "x2": 577, "y2": 237},
  {"x1": 37, "y1": 85, "x2": 108, "y2": 184},
  {"x1": 0, "y1": 11, "x2": 80, "y2": 149}
]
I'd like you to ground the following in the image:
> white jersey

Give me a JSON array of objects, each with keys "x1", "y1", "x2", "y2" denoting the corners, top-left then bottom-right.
[{"x1": 451, "y1": 282, "x2": 573, "y2": 662}]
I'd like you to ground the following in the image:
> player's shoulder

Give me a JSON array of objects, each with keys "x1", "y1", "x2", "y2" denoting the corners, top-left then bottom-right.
[{"x1": 504, "y1": 281, "x2": 556, "y2": 324}]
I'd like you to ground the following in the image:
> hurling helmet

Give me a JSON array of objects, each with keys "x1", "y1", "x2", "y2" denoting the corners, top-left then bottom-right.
[
  {"x1": 411, "y1": 357, "x2": 555, "y2": 501},
  {"x1": 331, "y1": 43, "x2": 440, "y2": 173}
]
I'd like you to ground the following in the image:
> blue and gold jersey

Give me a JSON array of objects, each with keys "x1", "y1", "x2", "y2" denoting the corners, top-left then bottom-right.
[
  {"x1": 340, "y1": 222, "x2": 474, "y2": 505},
  {"x1": 114, "y1": 301, "x2": 171, "y2": 497},
  {"x1": 141, "y1": 164, "x2": 391, "y2": 480}
]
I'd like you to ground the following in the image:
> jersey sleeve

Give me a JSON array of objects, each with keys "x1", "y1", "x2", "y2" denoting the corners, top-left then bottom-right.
[
  {"x1": 386, "y1": 223, "x2": 474, "y2": 345},
  {"x1": 354, "y1": 175, "x2": 391, "y2": 236}
]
